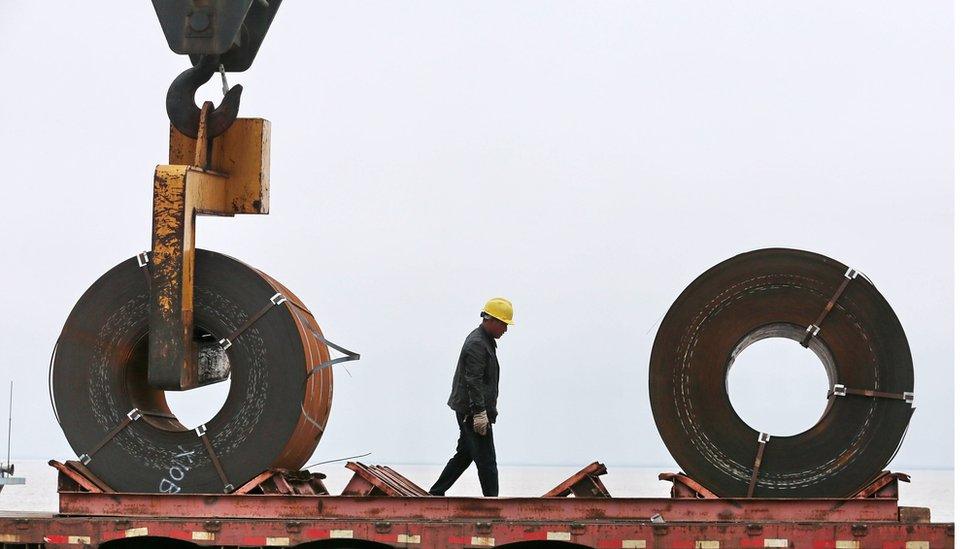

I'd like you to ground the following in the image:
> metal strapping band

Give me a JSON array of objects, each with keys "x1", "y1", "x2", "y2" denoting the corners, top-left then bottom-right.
[
  {"x1": 78, "y1": 408, "x2": 143, "y2": 465},
  {"x1": 139, "y1": 410, "x2": 178, "y2": 420},
  {"x1": 800, "y1": 266, "x2": 859, "y2": 348},
  {"x1": 284, "y1": 303, "x2": 362, "y2": 379},
  {"x1": 136, "y1": 251, "x2": 151, "y2": 287},
  {"x1": 286, "y1": 299, "x2": 314, "y2": 318},
  {"x1": 218, "y1": 292, "x2": 289, "y2": 350},
  {"x1": 831, "y1": 384, "x2": 914, "y2": 404},
  {"x1": 196, "y1": 424, "x2": 234, "y2": 493},
  {"x1": 746, "y1": 432, "x2": 770, "y2": 498},
  {"x1": 301, "y1": 404, "x2": 325, "y2": 431},
  {"x1": 284, "y1": 303, "x2": 361, "y2": 432}
]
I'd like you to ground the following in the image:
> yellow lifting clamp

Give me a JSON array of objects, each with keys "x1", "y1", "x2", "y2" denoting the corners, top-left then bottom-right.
[{"x1": 149, "y1": 101, "x2": 271, "y2": 390}]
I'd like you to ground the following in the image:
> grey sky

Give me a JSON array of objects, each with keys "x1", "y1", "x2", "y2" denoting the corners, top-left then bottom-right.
[{"x1": 0, "y1": 1, "x2": 952, "y2": 471}]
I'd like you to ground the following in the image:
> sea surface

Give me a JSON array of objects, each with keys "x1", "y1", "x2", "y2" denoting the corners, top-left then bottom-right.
[{"x1": 0, "y1": 460, "x2": 953, "y2": 523}]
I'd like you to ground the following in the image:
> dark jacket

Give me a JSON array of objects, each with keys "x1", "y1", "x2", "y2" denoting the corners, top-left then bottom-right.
[{"x1": 447, "y1": 326, "x2": 499, "y2": 421}]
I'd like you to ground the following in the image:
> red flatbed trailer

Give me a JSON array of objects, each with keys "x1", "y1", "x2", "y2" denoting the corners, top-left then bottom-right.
[{"x1": 0, "y1": 464, "x2": 954, "y2": 548}]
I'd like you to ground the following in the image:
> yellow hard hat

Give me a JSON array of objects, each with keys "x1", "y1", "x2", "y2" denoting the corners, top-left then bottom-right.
[{"x1": 482, "y1": 297, "x2": 515, "y2": 325}]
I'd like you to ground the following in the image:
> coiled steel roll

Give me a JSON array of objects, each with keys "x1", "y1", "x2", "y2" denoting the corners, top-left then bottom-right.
[
  {"x1": 52, "y1": 249, "x2": 333, "y2": 493},
  {"x1": 649, "y1": 248, "x2": 914, "y2": 498}
]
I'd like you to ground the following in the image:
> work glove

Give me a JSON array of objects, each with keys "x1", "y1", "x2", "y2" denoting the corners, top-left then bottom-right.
[{"x1": 473, "y1": 410, "x2": 489, "y2": 436}]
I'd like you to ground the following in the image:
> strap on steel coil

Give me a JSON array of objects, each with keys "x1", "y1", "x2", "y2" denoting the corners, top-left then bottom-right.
[
  {"x1": 649, "y1": 248, "x2": 914, "y2": 498},
  {"x1": 52, "y1": 249, "x2": 333, "y2": 493}
]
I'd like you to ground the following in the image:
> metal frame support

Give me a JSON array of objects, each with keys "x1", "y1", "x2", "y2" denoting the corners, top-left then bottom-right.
[
  {"x1": 341, "y1": 462, "x2": 430, "y2": 497},
  {"x1": 543, "y1": 462, "x2": 611, "y2": 498},
  {"x1": 658, "y1": 472, "x2": 719, "y2": 499}
]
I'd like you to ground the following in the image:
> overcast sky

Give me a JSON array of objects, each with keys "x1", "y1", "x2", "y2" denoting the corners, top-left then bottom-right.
[{"x1": 0, "y1": 1, "x2": 952, "y2": 472}]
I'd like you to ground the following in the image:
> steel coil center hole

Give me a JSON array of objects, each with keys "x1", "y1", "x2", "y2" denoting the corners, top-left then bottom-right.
[
  {"x1": 727, "y1": 336, "x2": 831, "y2": 437},
  {"x1": 164, "y1": 334, "x2": 232, "y2": 430},
  {"x1": 165, "y1": 377, "x2": 231, "y2": 431},
  {"x1": 126, "y1": 328, "x2": 234, "y2": 432}
]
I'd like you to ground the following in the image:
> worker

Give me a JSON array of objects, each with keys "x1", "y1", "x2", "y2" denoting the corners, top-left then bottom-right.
[{"x1": 429, "y1": 298, "x2": 514, "y2": 497}]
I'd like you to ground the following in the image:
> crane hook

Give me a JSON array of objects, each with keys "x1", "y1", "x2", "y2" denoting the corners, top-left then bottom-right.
[{"x1": 166, "y1": 55, "x2": 243, "y2": 139}]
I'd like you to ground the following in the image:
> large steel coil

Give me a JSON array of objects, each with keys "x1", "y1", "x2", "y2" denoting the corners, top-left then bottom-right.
[
  {"x1": 52, "y1": 249, "x2": 333, "y2": 493},
  {"x1": 649, "y1": 248, "x2": 914, "y2": 498}
]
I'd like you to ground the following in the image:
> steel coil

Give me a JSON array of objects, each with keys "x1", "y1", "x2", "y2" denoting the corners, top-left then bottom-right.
[
  {"x1": 53, "y1": 249, "x2": 333, "y2": 493},
  {"x1": 649, "y1": 248, "x2": 914, "y2": 498}
]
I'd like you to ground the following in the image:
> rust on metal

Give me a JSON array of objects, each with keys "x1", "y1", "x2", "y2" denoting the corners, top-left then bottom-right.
[
  {"x1": 659, "y1": 472, "x2": 719, "y2": 499},
  {"x1": 193, "y1": 101, "x2": 213, "y2": 167},
  {"x1": 649, "y1": 248, "x2": 915, "y2": 498},
  {"x1": 169, "y1": 119, "x2": 271, "y2": 214},
  {"x1": 0, "y1": 513, "x2": 954, "y2": 548},
  {"x1": 53, "y1": 250, "x2": 334, "y2": 493},
  {"x1": 235, "y1": 469, "x2": 328, "y2": 496},
  {"x1": 853, "y1": 471, "x2": 910, "y2": 499},
  {"x1": 341, "y1": 462, "x2": 429, "y2": 497},
  {"x1": 36, "y1": 464, "x2": 949, "y2": 547},
  {"x1": 899, "y1": 506, "x2": 932, "y2": 523},
  {"x1": 56, "y1": 490, "x2": 906, "y2": 523},
  {"x1": 149, "y1": 118, "x2": 271, "y2": 390},
  {"x1": 233, "y1": 470, "x2": 277, "y2": 495},
  {"x1": 49, "y1": 460, "x2": 112, "y2": 494},
  {"x1": 149, "y1": 165, "x2": 229, "y2": 389},
  {"x1": 543, "y1": 461, "x2": 611, "y2": 498}
]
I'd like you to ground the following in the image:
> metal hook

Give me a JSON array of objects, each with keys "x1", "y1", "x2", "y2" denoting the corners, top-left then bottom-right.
[{"x1": 166, "y1": 55, "x2": 243, "y2": 139}]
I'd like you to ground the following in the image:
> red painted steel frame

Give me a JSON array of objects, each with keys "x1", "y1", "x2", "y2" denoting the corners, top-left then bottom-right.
[
  {"x1": 58, "y1": 492, "x2": 905, "y2": 523},
  {"x1": 0, "y1": 491, "x2": 954, "y2": 548},
  {"x1": 0, "y1": 514, "x2": 954, "y2": 548}
]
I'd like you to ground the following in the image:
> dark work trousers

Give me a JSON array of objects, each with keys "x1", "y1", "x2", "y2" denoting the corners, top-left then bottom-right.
[{"x1": 429, "y1": 411, "x2": 498, "y2": 496}]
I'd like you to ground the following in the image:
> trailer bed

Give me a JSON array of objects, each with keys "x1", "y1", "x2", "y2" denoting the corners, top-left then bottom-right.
[{"x1": 0, "y1": 491, "x2": 954, "y2": 548}]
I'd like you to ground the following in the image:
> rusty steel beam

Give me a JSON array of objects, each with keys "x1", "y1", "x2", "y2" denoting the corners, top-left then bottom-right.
[
  {"x1": 232, "y1": 469, "x2": 328, "y2": 495},
  {"x1": 341, "y1": 462, "x2": 430, "y2": 497},
  {"x1": 543, "y1": 461, "x2": 611, "y2": 498},
  {"x1": 854, "y1": 471, "x2": 910, "y2": 499},
  {"x1": 659, "y1": 472, "x2": 719, "y2": 499},
  {"x1": 149, "y1": 119, "x2": 270, "y2": 391},
  {"x1": 49, "y1": 461, "x2": 111, "y2": 495},
  {"x1": 149, "y1": 166, "x2": 231, "y2": 389},
  {"x1": 56, "y1": 491, "x2": 905, "y2": 523}
]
